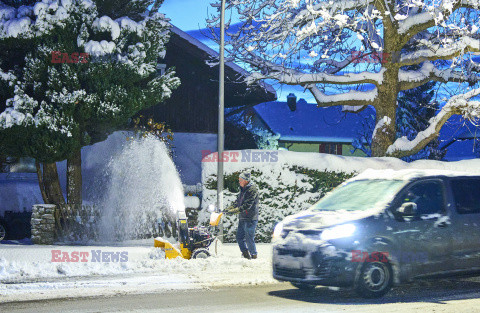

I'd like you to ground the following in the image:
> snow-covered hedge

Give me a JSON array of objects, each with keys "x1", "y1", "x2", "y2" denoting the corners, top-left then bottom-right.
[{"x1": 201, "y1": 150, "x2": 480, "y2": 243}]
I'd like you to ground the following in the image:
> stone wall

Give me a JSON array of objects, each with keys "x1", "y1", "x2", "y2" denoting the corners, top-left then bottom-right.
[{"x1": 30, "y1": 204, "x2": 56, "y2": 244}]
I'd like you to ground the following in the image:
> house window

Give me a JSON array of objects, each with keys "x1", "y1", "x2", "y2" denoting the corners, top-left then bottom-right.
[{"x1": 319, "y1": 143, "x2": 342, "y2": 155}]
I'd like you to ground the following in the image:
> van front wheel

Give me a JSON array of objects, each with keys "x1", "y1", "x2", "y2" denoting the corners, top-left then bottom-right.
[{"x1": 355, "y1": 261, "x2": 392, "y2": 298}]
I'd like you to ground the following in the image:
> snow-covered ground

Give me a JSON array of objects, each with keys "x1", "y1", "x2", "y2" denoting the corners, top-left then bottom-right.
[{"x1": 0, "y1": 241, "x2": 276, "y2": 303}]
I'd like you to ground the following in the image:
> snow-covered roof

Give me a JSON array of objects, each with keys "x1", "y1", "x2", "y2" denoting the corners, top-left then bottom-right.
[
  {"x1": 169, "y1": 25, "x2": 276, "y2": 96},
  {"x1": 253, "y1": 99, "x2": 374, "y2": 143}
]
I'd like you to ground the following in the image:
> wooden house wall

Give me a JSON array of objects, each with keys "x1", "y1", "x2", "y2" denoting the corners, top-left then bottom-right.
[{"x1": 140, "y1": 32, "x2": 275, "y2": 134}]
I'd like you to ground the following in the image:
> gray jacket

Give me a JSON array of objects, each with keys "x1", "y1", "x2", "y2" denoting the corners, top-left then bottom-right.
[{"x1": 236, "y1": 181, "x2": 260, "y2": 220}]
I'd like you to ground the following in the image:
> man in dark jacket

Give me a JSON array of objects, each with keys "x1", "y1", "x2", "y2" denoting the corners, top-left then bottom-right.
[{"x1": 225, "y1": 171, "x2": 259, "y2": 259}]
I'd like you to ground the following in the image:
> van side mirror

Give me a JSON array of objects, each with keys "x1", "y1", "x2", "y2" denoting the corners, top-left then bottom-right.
[{"x1": 397, "y1": 202, "x2": 417, "y2": 218}]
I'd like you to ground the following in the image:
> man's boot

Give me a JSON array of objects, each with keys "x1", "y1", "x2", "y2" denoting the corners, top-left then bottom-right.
[
  {"x1": 251, "y1": 254, "x2": 257, "y2": 259},
  {"x1": 242, "y1": 250, "x2": 251, "y2": 259}
]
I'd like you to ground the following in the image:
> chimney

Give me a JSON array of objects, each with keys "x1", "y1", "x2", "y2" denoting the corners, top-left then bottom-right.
[{"x1": 287, "y1": 93, "x2": 297, "y2": 111}]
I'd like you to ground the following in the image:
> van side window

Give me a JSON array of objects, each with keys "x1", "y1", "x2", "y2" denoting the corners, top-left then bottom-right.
[
  {"x1": 451, "y1": 179, "x2": 480, "y2": 214},
  {"x1": 402, "y1": 181, "x2": 445, "y2": 215}
]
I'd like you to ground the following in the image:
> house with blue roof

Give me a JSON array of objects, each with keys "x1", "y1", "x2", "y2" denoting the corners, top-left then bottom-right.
[
  {"x1": 250, "y1": 93, "x2": 479, "y2": 160},
  {"x1": 250, "y1": 93, "x2": 372, "y2": 156}
]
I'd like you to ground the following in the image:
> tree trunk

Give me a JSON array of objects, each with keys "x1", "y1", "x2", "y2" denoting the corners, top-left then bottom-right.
[
  {"x1": 35, "y1": 161, "x2": 50, "y2": 204},
  {"x1": 371, "y1": 68, "x2": 399, "y2": 157},
  {"x1": 67, "y1": 149, "x2": 82, "y2": 206},
  {"x1": 371, "y1": 105, "x2": 397, "y2": 157},
  {"x1": 42, "y1": 162, "x2": 66, "y2": 206}
]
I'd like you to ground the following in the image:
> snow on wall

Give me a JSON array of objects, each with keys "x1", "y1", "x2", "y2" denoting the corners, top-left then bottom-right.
[
  {"x1": 202, "y1": 150, "x2": 480, "y2": 183},
  {"x1": 201, "y1": 150, "x2": 480, "y2": 242}
]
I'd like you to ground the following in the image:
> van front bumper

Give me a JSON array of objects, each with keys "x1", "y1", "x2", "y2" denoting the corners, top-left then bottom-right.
[{"x1": 272, "y1": 244, "x2": 359, "y2": 287}]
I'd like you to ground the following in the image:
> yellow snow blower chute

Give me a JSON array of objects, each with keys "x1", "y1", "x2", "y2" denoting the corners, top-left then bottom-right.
[{"x1": 154, "y1": 209, "x2": 223, "y2": 259}]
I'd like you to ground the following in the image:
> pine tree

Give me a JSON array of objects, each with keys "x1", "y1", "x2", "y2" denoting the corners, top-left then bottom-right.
[
  {"x1": 352, "y1": 81, "x2": 444, "y2": 160},
  {"x1": 396, "y1": 81, "x2": 445, "y2": 161},
  {"x1": 0, "y1": 0, "x2": 180, "y2": 206}
]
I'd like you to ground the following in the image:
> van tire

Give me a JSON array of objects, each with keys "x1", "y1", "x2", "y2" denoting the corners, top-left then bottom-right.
[
  {"x1": 291, "y1": 282, "x2": 316, "y2": 291},
  {"x1": 355, "y1": 261, "x2": 393, "y2": 298}
]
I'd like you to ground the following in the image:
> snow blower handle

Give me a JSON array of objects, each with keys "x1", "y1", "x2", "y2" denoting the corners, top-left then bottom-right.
[{"x1": 209, "y1": 212, "x2": 223, "y2": 226}]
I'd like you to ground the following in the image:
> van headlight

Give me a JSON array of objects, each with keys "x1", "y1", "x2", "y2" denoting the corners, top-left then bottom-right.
[
  {"x1": 320, "y1": 224, "x2": 356, "y2": 241},
  {"x1": 272, "y1": 222, "x2": 284, "y2": 241}
]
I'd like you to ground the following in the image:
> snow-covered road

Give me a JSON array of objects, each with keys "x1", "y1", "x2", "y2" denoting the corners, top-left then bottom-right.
[{"x1": 0, "y1": 242, "x2": 277, "y2": 303}]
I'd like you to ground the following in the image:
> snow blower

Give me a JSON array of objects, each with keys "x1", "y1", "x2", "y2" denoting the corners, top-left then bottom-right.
[{"x1": 154, "y1": 207, "x2": 223, "y2": 259}]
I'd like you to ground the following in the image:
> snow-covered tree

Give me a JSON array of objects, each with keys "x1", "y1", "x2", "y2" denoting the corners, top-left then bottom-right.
[
  {"x1": 0, "y1": 0, "x2": 180, "y2": 206},
  {"x1": 208, "y1": 0, "x2": 480, "y2": 157}
]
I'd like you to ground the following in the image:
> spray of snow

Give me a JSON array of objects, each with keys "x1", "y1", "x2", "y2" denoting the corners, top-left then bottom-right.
[{"x1": 98, "y1": 135, "x2": 185, "y2": 242}]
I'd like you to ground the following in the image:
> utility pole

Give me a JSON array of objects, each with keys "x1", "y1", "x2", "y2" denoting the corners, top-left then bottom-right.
[{"x1": 217, "y1": 0, "x2": 226, "y2": 242}]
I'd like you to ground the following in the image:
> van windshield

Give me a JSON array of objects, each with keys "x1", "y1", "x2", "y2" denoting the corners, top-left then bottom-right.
[{"x1": 311, "y1": 179, "x2": 407, "y2": 212}]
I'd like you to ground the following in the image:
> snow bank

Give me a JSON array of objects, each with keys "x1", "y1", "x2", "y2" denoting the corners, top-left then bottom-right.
[{"x1": 0, "y1": 242, "x2": 276, "y2": 302}]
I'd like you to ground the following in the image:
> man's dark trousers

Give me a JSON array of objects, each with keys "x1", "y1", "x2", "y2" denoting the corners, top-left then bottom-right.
[{"x1": 236, "y1": 219, "x2": 258, "y2": 256}]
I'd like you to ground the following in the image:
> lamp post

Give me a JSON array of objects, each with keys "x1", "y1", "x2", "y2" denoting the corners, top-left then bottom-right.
[{"x1": 217, "y1": 0, "x2": 226, "y2": 242}]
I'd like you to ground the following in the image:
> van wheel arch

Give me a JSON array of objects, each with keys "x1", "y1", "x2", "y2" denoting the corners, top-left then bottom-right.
[{"x1": 354, "y1": 260, "x2": 393, "y2": 298}]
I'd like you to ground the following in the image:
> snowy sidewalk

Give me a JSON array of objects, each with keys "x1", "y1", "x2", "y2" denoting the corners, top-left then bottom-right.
[{"x1": 0, "y1": 242, "x2": 278, "y2": 303}]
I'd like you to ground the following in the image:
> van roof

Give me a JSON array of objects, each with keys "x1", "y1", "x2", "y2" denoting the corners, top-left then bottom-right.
[{"x1": 349, "y1": 168, "x2": 479, "y2": 183}]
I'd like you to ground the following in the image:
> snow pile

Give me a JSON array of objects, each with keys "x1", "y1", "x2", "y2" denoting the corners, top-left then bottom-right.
[
  {"x1": 0, "y1": 242, "x2": 276, "y2": 302},
  {"x1": 201, "y1": 150, "x2": 480, "y2": 243}
]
